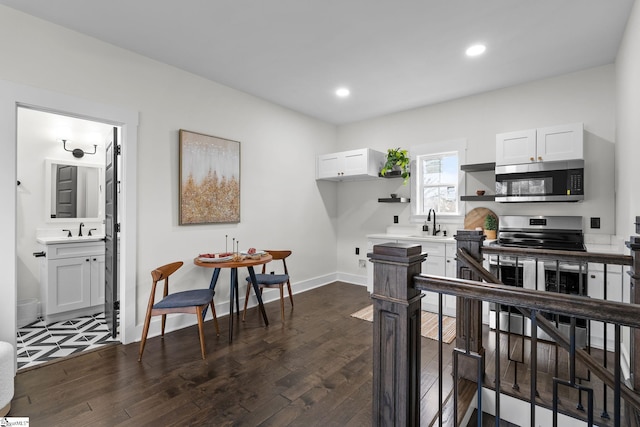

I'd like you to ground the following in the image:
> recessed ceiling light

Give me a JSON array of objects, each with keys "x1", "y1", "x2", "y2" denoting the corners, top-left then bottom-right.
[
  {"x1": 335, "y1": 87, "x2": 350, "y2": 98},
  {"x1": 465, "y1": 44, "x2": 486, "y2": 57}
]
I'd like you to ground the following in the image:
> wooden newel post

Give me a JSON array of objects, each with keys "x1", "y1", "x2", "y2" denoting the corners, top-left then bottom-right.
[
  {"x1": 454, "y1": 230, "x2": 486, "y2": 380},
  {"x1": 368, "y1": 242, "x2": 426, "y2": 427},
  {"x1": 626, "y1": 234, "x2": 640, "y2": 390}
]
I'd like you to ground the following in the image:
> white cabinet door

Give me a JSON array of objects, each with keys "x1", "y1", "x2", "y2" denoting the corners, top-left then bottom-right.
[
  {"x1": 536, "y1": 123, "x2": 583, "y2": 162},
  {"x1": 317, "y1": 153, "x2": 341, "y2": 179},
  {"x1": 587, "y1": 264, "x2": 622, "y2": 351},
  {"x1": 47, "y1": 256, "x2": 92, "y2": 314},
  {"x1": 496, "y1": 129, "x2": 537, "y2": 165},
  {"x1": 342, "y1": 150, "x2": 369, "y2": 175},
  {"x1": 91, "y1": 254, "x2": 106, "y2": 307}
]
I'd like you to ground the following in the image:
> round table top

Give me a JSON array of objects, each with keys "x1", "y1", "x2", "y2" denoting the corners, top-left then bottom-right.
[{"x1": 193, "y1": 253, "x2": 272, "y2": 269}]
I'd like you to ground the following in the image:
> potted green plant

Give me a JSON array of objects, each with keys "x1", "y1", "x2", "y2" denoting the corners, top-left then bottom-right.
[
  {"x1": 380, "y1": 147, "x2": 410, "y2": 184},
  {"x1": 484, "y1": 214, "x2": 498, "y2": 240}
]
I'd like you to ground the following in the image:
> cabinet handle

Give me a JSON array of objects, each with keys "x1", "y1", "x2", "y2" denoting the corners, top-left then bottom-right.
[
  {"x1": 93, "y1": 258, "x2": 97, "y2": 261},
  {"x1": 538, "y1": 156, "x2": 543, "y2": 161},
  {"x1": 32, "y1": 251, "x2": 46, "y2": 258},
  {"x1": 86, "y1": 258, "x2": 90, "y2": 262},
  {"x1": 530, "y1": 157, "x2": 534, "y2": 161},
  {"x1": 590, "y1": 274, "x2": 596, "y2": 279}
]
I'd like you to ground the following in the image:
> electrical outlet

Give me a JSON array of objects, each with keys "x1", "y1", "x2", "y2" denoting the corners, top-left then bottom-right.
[
  {"x1": 355, "y1": 247, "x2": 360, "y2": 255},
  {"x1": 358, "y1": 259, "x2": 367, "y2": 268},
  {"x1": 393, "y1": 215, "x2": 399, "y2": 224},
  {"x1": 590, "y1": 217, "x2": 601, "y2": 229}
]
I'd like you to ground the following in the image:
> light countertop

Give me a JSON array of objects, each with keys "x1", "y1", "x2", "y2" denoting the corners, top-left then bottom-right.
[
  {"x1": 367, "y1": 233, "x2": 455, "y2": 243},
  {"x1": 36, "y1": 235, "x2": 105, "y2": 245}
]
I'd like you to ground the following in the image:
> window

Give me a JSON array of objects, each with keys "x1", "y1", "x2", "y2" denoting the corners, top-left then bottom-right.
[{"x1": 410, "y1": 140, "x2": 466, "y2": 222}]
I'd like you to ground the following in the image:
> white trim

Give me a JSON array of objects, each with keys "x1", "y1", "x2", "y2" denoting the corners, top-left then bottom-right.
[{"x1": 0, "y1": 79, "x2": 139, "y2": 359}]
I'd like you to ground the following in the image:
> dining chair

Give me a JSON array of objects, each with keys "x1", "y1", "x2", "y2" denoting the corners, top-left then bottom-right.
[
  {"x1": 243, "y1": 250, "x2": 293, "y2": 322},
  {"x1": 138, "y1": 261, "x2": 220, "y2": 361}
]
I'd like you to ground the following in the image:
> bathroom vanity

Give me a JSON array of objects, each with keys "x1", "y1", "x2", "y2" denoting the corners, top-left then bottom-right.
[{"x1": 36, "y1": 236, "x2": 105, "y2": 323}]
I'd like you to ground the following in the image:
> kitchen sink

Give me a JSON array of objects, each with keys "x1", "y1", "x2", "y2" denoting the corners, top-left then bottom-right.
[{"x1": 407, "y1": 235, "x2": 452, "y2": 240}]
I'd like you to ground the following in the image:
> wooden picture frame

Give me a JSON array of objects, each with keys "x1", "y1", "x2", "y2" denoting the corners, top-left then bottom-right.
[{"x1": 179, "y1": 129, "x2": 240, "y2": 224}]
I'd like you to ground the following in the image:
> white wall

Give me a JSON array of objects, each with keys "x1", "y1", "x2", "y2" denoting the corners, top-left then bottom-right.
[
  {"x1": 0, "y1": 5, "x2": 338, "y2": 345},
  {"x1": 335, "y1": 65, "x2": 617, "y2": 278},
  {"x1": 616, "y1": 0, "x2": 640, "y2": 240}
]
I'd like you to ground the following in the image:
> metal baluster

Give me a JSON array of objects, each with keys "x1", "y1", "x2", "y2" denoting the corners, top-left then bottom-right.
[
  {"x1": 601, "y1": 263, "x2": 610, "y2": 420},
  {"x1": 495, "y1": 298, "x2": 501, "y2": 427},
  {"x1": 438, "y1": 292, "x2": 443, "y2": 427},
  {"x1": 614, "y1": 324, "x2": 621, "y2": 427},
  {"x1": 530, "y1": 310, "x2": 538, "y2": 427}
]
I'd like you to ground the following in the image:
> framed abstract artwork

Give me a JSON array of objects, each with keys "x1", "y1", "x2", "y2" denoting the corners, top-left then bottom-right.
[{"x1": 179, "y1": 129, "x2": 240, "y2": 224}]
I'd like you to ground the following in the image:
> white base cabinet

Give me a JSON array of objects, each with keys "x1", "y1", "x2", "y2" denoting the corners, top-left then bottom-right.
[
  {"x1": 39, "y1": 241, "x2": 105, "y2": 323},
  {"x1": 367, "y1": 238, "x2": 457, "y2": 316}
]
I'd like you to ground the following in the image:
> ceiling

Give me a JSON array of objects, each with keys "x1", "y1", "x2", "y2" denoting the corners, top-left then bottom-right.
[{"x1": 1, "y1": 0, "x2": 635, "y2": 124}]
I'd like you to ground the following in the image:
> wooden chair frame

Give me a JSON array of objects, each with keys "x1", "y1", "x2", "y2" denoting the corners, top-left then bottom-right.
[{"x1": 138, "y1": 261, "x2": 219, "y2": 361}]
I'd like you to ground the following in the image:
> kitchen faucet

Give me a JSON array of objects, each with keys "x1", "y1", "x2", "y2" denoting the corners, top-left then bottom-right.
[
  {"x1": 427, "y1": 209, "x2": 440, "y2": 236},
  {"x1": 78, "y1": 222, "x2": 84, "y2": 237}
]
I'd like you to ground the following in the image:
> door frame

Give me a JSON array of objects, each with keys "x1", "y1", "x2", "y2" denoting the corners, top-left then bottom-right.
[{"x1": 0, "y1": 79, "x2": 138, "y2": 368}]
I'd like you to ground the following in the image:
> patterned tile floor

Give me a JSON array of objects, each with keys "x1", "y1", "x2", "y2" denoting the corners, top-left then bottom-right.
[{"x1": 17, "y1": 312, "x2": 120, "y2": 370}]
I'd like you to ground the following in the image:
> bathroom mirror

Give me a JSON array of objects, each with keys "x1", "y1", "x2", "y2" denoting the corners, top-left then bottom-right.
[{"x1": 45, "y1": 159, "x2": 104, "y2": 222}]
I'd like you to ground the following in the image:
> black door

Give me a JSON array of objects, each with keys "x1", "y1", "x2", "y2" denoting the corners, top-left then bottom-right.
[
  {"x1": 55, "y1": 164, "x2": 77, "y2": 218},
  {"x1": 105, "y1": 127, "x2": 119, "y2": 338}
]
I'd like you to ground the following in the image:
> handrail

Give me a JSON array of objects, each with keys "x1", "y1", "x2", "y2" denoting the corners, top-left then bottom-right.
[
  {"x1": 414, "y1": 270, "x2": 640, "y2": 329},
  {"x1": 453, "y1": 247, "x2": 640, "y2": 412}
]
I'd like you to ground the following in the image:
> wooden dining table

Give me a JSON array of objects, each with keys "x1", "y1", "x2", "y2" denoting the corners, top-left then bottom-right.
[{"x1": 194, "y1": 253, "x2": 272, "y2": 342}]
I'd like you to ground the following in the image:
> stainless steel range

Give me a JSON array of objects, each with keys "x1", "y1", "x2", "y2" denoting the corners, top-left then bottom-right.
[{"x1": 489, "y1": 215, "x2": 588, "y2": 345}]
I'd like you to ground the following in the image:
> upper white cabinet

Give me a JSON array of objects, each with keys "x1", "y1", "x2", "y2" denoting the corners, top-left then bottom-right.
[
  {"x1": 316, "y1": 148, "x2": 385, "y2": 181},
  {"x1": 496, "y1": 123, "x2": 583, "y2": 166}
]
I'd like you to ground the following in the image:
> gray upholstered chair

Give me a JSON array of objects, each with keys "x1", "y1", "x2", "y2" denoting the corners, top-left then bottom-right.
[{"x1": 138, "y1": 261, "x2": 219, "y2": 361}]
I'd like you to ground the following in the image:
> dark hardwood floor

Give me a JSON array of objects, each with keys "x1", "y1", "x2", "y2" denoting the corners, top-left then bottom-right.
[
  {"x1": 10, "y1": 282, "x2": 391, "y2": 426},
  {"x1": 10, "y1": 282, "x2": 622, "y2": 426}
]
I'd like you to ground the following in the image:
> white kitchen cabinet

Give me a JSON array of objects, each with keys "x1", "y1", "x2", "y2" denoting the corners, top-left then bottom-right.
[
  {"x1": 316, "y1": 148, "x2": 385, "y2": 181},
  {"x1": 366, "y1": 237, "x2": 458, "y2": 316},
  {"x1": 495, "y1": 123, "x2": 583, "y2": 166},
  {"x1": 587, "y1": 263, "x2": 623, "y2": 351},
  {"x1": 398, "y1": 239, "x2": 457, "y2": 316},
  {"x1": 39, "y1": 241, "x2": 105, "y2": 322}
]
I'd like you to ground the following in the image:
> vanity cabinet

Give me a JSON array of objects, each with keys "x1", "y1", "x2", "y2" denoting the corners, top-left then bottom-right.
[
  {"x1": 316, "y1": 148, "x2": 385, "y2": 181},
  {"x1": 496, "y1": 123, "x2": 583, "y2": 166},
  {"x1": 39, "y1": 240, "x2": 105, "y2": 322}
]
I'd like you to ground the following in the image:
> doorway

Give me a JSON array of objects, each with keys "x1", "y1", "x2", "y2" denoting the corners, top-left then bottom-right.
[
  {"x1": 16, "y1": 108, "x2": 120, "y2": 369},
  {"x1": 0, "y1": 80, "x2": 138, "y2": 370}
]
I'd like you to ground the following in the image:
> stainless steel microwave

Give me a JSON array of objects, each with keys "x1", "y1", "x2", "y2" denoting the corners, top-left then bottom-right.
[{"x1": 495, "y1": 159, "x2": 584, "y2": 202}]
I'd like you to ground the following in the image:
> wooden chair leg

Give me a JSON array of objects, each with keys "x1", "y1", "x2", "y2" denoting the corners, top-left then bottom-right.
[
  {"x1": 161, "y1": 314, "x2": 167, "y2": 338},
  {"x1": 242, "y1": 283, "x2": 251, "y2": 321},
  {"x1": 138, "y1": 314, "x2": 152, "y2": 362},
  {"x1": 279, "y1": 285, "x2": 285, "y2": 322},
  {"x1": 286, "y1": 279, "x2": 294, "y2": 308},
  {"x1": 210, "y1": 301, "x2": 220, "y2": 336},
  {"x1": 196, "y1": 306, "x2": 207, "y2": 359}
]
